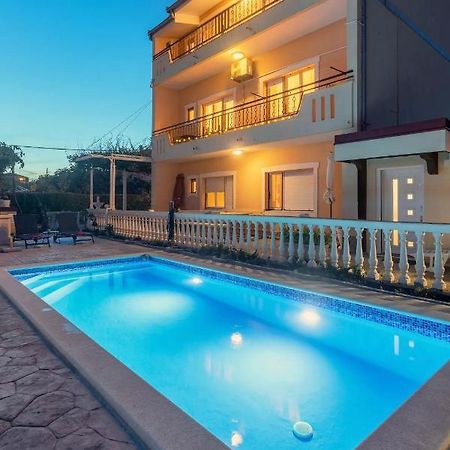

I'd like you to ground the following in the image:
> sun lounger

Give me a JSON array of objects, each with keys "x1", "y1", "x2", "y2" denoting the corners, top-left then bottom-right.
[
  {"x1": 53, "y1": 212, "x2": 94, "y2": 245},
  {"x1": 13, "y1": 214, "x2": 50, "y2": 249}
]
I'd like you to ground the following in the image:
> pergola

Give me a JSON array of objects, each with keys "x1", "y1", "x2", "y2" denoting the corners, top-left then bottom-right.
[{"x1": 76, "y1": 153, "x2": 152, "y2": 210}]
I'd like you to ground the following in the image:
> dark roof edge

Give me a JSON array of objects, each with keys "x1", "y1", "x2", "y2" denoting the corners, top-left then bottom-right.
[
  {"x1": 148, "y1": 15, "x2": 173, "y2": 40},
  {"x1": 335, "y1": 118, "x2": 450, "y2": 145},
  {"x1": 167, "y1": 0, "x2": 189, "y2": 13}
]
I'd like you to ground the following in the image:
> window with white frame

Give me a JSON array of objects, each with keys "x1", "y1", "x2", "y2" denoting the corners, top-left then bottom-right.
[
  {"x1": 265, "y1": 65, "x2": 315, "y2": 118},
  {"x1": 266, "y1": 168, "x2": 315, "y2": 212},
  {"x1": 204, "y1": 176, "x2": 233, "y2": 209}
]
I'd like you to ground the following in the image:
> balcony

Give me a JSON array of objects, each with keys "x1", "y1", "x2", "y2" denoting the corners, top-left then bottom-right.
[
  {"x1": 151, "y1": 0, "x2": 346, "y2": 87},
  {"x1": 152, "y1": 71, "x2": 354, "y2": 161},
  {"x1": 154, "y1": 0, "x2": 283, "y2": 63}
]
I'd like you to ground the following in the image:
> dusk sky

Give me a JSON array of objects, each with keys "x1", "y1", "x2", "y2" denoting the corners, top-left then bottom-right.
[{"x1": 0, "y1": 0, "x2": 167, "y2": 177}]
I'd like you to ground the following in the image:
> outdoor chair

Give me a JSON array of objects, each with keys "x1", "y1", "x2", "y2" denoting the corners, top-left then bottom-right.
[
  {"x1": 13, "y1": 214, "x2": 50, "y2": 249},
  {"x1": 53, "y1": 212, "x2": 94, "y2": 245}
]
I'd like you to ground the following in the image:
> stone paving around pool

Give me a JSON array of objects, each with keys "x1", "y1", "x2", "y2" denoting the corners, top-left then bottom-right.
[{"x1": 0, "y1": 296, "x2": 139, "y2": 449}]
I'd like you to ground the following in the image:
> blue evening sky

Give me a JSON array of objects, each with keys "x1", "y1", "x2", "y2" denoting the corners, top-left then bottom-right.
[{"x1": 0, "y1": 0, "x2": 168, "y2": 177}]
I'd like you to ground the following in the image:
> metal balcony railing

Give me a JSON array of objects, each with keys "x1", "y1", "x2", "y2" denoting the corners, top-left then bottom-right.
[
  {"x1": 153, "y1": 71, "x2": 353, "y2": 145},
  {"x1": 154, "y1": 0, "x2": 283, "y2": 62}
]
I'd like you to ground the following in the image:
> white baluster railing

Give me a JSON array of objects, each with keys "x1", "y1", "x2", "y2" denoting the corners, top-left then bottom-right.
[{"x1": 88, "y1": 209, "x2": 450, "y2": 291}]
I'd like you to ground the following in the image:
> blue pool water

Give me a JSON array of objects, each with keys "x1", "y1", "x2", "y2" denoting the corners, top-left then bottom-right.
[{"x1": 12, "y1": 256, "x2": 450, "y2": 450}]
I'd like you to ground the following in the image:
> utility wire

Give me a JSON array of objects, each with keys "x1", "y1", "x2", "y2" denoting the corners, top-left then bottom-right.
[
  {"x1": 7, "y1": 100, "x2": 152, "y2": 154},
  {"x1": 89, "y1": 100, "x2": 152, "y2": 148}
]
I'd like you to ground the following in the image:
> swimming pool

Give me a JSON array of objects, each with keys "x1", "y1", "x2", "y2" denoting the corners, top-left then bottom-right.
[{"x1": 11, "y1": 255, "x2": 450, "y2": 450}]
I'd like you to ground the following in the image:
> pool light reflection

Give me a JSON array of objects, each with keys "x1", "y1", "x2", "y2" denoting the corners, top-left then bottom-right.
[
  {"x1": 230, "y1": 332, "x2": 243, "y2": 347},
  {"x1": 189, "y1": 277, "x2": 203, "y2": 285},
  {"x1": 231, "y1": 431, "x2": 243, "y2": 447},
  {"x1": 298, "y1": 309, "x2": 321, "y2": 326}
]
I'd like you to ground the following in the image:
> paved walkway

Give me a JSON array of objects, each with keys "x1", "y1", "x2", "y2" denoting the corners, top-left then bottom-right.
[{"x1": 0, "y1": 239, "x2": 146, "y2": 450}]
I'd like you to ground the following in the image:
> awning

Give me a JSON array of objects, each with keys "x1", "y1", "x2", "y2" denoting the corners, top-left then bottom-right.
[{"x1": 334, "y1": 118, "x2": 450, "y2": 171}]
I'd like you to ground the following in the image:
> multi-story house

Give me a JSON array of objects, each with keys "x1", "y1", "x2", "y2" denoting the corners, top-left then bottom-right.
[{"x1": 149, "y1": 0, "x2": 449, "y2": 226}]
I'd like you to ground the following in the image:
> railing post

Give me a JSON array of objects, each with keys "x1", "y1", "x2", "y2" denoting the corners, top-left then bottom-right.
[
  {"x1": 319, "y1": 225, "x2": 326, "y2": 267},
  {"x1": 297, "y1": 224, "x2": 305, "y2": 265},
  {"x1": 307, "y1": 226, "x2": 317, "y2": 268},
  {"x1": 239, "y1": 220, "x2": 244, "y2": 250},
  {"x1": 278, "y1": 222, "x2": 286, "y2": 261},
  {"x1": 246, "y1": 220, "x2": 252, "y2": 253},
  {"x1": 261, "y1": 222, "x2": 267, "y2": 258},
  {"x1": 270, "y1": 222, "x2": 276, "y2": 259},
  {"x1": 432, "y1": 232, "x2": 446, "y2": 290},
  {"x1": 398, "y1": 230, "x2": 410, "y2": 285},
  {"x1": 287, "y1": 223, "x2": 295, "y2": 263},
  {"x1": 232, "y1": 220, "x2": 238, "y2": 248},
  {"x1": 329, "y1": 225, "x2": 338, "y2": 269},
  {"x1": 342, "y1": 227, "x2": 351, "y2": 269},
  {"x1": 383, "y1": 229, "x2": 394, "y2": 282},
  {"x1": 354, "y1": 228, "x2": 365, "y2": 275},
  {"x1": 367, "y1": 228, "x2": 380, "y2": 280},
  {"x1": 414, "y1": 230, "x2": 426, "y2": 288}
]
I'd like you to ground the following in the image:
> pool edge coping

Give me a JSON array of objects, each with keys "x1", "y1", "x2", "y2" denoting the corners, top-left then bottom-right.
[
  {"x1": 1, "y1": 251, "x2": 450, "y2": 450},
  {"x1": 0, "y1": 265, "x2": 229, "y2": 450}
]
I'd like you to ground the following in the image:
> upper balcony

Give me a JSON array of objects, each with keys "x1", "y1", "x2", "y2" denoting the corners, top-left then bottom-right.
[
  {"x1": 150, "y1": 0, "x2": 347, "y2": 87},
  {"x1": 155, "y1": 0, "x2": 282, "y2": 63},
  {"x1": 152, "y1": 71, "x2": 354, "y2": 161}
]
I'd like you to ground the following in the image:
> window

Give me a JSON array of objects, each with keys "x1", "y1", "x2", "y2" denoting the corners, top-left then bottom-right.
[
  {"x1": 266, "y1": 168, "x2": 315, "y2": 212},
  {"x1": 190, "y1": 178, "x2": 198, "y2": 194},
  {"x1": 265, "y1": 65, "x2": 315, "y2": 119},
  {"x1": 186, "y1": 106, "x2": 195, "y2": 122},
  {"x1": 204, "y1": 176, "x2": 233, "y2": 209},
  {"x1": 202, "y1": 96, "x2": 234, "y2": 135}
]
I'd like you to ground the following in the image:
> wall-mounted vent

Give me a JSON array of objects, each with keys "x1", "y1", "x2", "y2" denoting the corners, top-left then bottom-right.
[{"x1": 231, "y1": 58, "x2": 254, "y2": 82}]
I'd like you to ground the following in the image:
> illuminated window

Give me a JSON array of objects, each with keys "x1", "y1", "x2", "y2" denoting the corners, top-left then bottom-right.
[
  {"x1": 204, "y1": 175, "x2": 232, "y2": 209},
  {"x1": 189, "y1": 178, "x2": 197, "y2": 194},
  {"x1": 186, "y1": 106, "x2": 195, "y2": 121},
  {"x1": 206, "y1": 192, "x2": 225, "y2": 208},
  {"x1": 407, "y1": 178, "x2": 414, "y2": 184},
  {"x1": 407, "y1": 193, "x2": 414, "y2": 200},
  {"x1": 407, "y1": 241, "x2": 414, "y2": 248},
  {"x1": 267, "y1": 169, "x2": 315, "y2": 211},
  {"x1": 265, "y1": 65, "x2": 316, "y2": 118},
  {"x1": 407, "y1": 209, "x2": 414, "y2": 216}
]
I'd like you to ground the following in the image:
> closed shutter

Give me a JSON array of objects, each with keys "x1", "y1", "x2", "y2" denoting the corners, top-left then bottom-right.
[{"x1": 283, "y1": 169, "x2": 314, "y2": 211}]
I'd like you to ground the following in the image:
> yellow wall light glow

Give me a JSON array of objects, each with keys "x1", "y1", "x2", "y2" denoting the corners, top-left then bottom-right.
[
  {"x1": 232, "y1": 149, "x2": 243, "y2": 156},
  {"x1": 232, "y1": 51, "x2": 245, "y2": 61}
]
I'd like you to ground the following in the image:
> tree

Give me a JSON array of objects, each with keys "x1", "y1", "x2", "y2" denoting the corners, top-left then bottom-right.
[
  {"x1": 0, "y1": 142, "x2": 24, "y2": 193},
  {"x1": 31, "y1": 136, "x2": 151, "y2": 197}
]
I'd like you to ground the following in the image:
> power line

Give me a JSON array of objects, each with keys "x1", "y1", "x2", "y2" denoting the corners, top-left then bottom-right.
[{"x1": 89, "y1": 100, "x2": 152, "y2": 147}]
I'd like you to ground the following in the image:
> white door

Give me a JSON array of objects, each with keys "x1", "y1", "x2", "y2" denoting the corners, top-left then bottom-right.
[{"x1": 379, "y1": 166, "x2": 424, "y2": 250}]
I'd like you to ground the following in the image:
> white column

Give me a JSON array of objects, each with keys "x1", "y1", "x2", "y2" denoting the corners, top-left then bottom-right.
[
  {"x1": 342, "y1": 227, "x2": 351, "y2": 269},
  {"x1": 278, "y1": 222, "x2": 285, "y2": 261}
]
